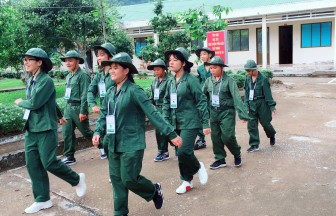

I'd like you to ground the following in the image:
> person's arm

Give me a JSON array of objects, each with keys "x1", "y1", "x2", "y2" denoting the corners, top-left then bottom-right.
[
  {"x1": 229, "y1": 78, "x2": 250, "y2": 121},
  {"x1": 149, "y1": 79, "x2": 155, "y2": 105},
  {"x1": 18, "y1": 78, "x2": 54, "y2": 110},
  {"x1": 79, "y1": 73, "x2": 91, "y2": 115},
  {"x1": 133, "y1": 85, "x2": 177, "y2": 140},
  {"x1": 93, "y1": 88, "x2": 110, "y2": 136},
  {"x1": 162, "y1": 79, "x2": 171, "y2": 123},
  {"x1": 87, "y1": 73, "x2": 100, "y2": 107},
  {"x1": 243, "y1": 78, "x2": 250, "y2": 108},
  {"x1": 188, "y1": 76, "x2": 210, "y2": 129},
  {"x1": 262, "y1": 77, "x2": 276, "y2": 111}
]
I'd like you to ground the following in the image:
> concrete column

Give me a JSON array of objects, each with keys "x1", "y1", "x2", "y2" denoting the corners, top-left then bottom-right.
[
  {"x1": 154, "y1": 33, "x2": 159, "y2": 45},
  {"x1": 262, "y1": 16, "x2": 267, "y2": 68},
  {"x1": 334, "y1": 12, "x2": 336, "y2": 69}
]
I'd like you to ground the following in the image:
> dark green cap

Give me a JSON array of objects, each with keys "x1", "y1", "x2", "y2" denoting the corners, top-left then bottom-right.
[
  {"x1": 101, "y1": 52, "x2": 138, "y2": 74},
  {"x1": 244, "y1": 60, "x2": 258, "y2": 70},
  {"x1": 147, "y1": 58, "x2": 166, "y2": 70},
  {"x1": 60, "y1": 50, "x2": 84, "y2": 64},
  {"x1": 165, "y1": 47, "x2": 194, "y2": 68},
  {"x1": 195, "y1": 47, "x2": 215, "y2": 59},
  {"x1": 204, "y1": 56, "x2": 228, "y2": 67},
  {"x1": 94, "y1": 43, "x2": 116, "y2": 57},
  {"x1": 22, "y1": 48, "x2": 53, "y2": 72}
]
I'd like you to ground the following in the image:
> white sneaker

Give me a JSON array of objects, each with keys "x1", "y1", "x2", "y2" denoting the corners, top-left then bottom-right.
[
  {"x1": 198, "y1": 162, "x2": 208, "y2": 185},
  {"x1": 176, "y1": 181, "x2": 193, "y2": 194},
  {"x1": 99, "y1": 148, "x2": 107, "y2": 159},
  {"x1": 24, "y1": 200, "x2": 53, "y2": 214},
  {"x1": 75, "y1": 173, "x2": 87, "y2": 197}
]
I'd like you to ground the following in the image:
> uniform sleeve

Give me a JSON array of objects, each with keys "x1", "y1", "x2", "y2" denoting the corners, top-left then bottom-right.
[
  {"x1": 202, "y1": 77, "x2": 210, "y2": 100},
  {"x1": 18, "y1": 78, "x2": 55, "y2": 110},
  {"x1": 243, "y1": 78, "x2": 249, "y2": 106},
  {"x1": 149, "y1": 79, "x2": 155, "y2": 105},
  {"x1": 262, "y1": 77, "x2": 276, "y2": 111},
  {"x1": 228, "y1": 78, "x2": 250, "y2": 120},
  {"x1": 56, "y1": 103, "x2": 63, "y2": 119},
  {"x1": 133, "y1": 86, "x2": 177, "y2": 140},
  {"x1": 197, "y1": 68, "x2": 202, "y2": 83},
  {"x1": 162, "y1": 79, "x2": 171, "y2": 123},
  {"x1": 79, "y1": 73, "x2": 91, "y2": 114},
  {"x1": 188, "y1": 76, "x2": 210, "y2": 129},
  {"x1": 87, "y1": 73, "x2": 100, "y2": 107},
  {"x1": 94, "y1": 88, "x2": 110, "y2": 136}
]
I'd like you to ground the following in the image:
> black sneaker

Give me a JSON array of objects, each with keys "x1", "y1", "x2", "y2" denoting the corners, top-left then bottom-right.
[
  {"x1": 210, "y1": 159, "x2": 227, "y2": 169},
  {"x1": 270, "y1": 137, "x2": 275, "y2": 146},
  {"x1": 234, "y1": 155, "x2": 242, "y2": 167},
  {"x1": 61, "y1": 157, "x2": 76, "y2": 166},
  {"x1": 194, "y1": 139, "x2": 206, "y2": 150},
  {"x1": 153, "y1": 183, "x2": 164, "y2": 209},
  {"x1": 247, "y1": 145, "x2": 260, "y2": 153}
]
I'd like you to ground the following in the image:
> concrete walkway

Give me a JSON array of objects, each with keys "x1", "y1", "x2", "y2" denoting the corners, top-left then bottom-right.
[{"x1": 0, "y1": 77, "x2": 336, "y2": 215}]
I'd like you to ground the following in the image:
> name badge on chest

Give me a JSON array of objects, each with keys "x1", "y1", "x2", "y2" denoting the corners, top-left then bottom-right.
[
  {"x1": 249, "y1": 90, "x2": 254, "y2": 101},
  {"x1": 106, "y1": 115, "x2": 116, "y2": 134},
  {"x1": 170, "y1": 93, "x2": 177, "y2": 108},
  {"x1": 23, "y1": 109, "x2": 30, "y2": 120},
  {"x1": 64, "y1": 87, "x2": 72, "y2": 100},
  {"x1": 98, "y1": 82, "x2": 107, "y2": 97},
  {"x1": 211, "y1": 94, "x2": 220, "y2": 107},
  {"x1": 154, "y1": 88, "x2": 160, "y2": 100}
]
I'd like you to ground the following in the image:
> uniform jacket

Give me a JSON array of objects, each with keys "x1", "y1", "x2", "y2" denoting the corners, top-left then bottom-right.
[
  {"x1": 197, "y1": 63, "x2": 211, "y2": 85},
  {"x1": 94, "y1": 79, "x2": 177, "y2": 152},
  {"x1": 149, "y1": 73, "x2": 171, "y2": 107},
  {"x1": 162, "y1": 72, "x2": 210, "y2": 130}
]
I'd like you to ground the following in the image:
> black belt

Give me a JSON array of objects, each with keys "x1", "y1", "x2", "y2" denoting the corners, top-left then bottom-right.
[
  {"x1": 211, "y1": 106, "x2": 225, "y2": 111},
  {"x1": 67, "y1": 101, "x2": 81, "y2": 106},
  {"x1": 156, "y1": 105, "x2": 163, "y2": 108}
]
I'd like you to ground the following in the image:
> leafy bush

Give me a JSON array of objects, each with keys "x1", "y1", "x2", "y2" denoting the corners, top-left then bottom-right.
[
  {"x1": 260, "y1": 69, "x2": 274, "y2": 79},
  {"x1": 0, "y1": 70, "x2": 22, "y2": 79},
  {"x1": 0, "y1": 103, "x2": 25, "y2": 135}
]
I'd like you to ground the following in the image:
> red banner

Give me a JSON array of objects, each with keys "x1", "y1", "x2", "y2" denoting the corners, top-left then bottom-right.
[{"x1": 206, "y1": 31, "x2": 226, "y2": 63}]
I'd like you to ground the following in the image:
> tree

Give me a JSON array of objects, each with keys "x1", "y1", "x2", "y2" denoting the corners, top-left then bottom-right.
[
  {"x1": 177, "y1": 5, "x2": 231, "y2": 51},
  {"x1": 139, "y1": 0, "x2": 191, "y2": 62}
]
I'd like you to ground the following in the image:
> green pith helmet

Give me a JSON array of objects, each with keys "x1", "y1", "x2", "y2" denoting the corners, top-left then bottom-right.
[
  {"x1": 101, "y1": 52, "x2": 138, "y2": 74},
  {"x1": 204, "y1": 56, "x2": 228, "y2": 67},
  {"x1": 195, "y1": 47, "x2": 215, "y2": 59},
  {"x1": 60, "y1": 50, "x2": 84, "y2": 64},
  {"x1": 164, "y1": 47, "x2": 194, "y2": 68},
  {"x1": 22, "y1": 48, "x2": 53, "y2": 72},
  {"x1": 244, "y1": 59, "x2": 258, "y2": 70},
  {"x1": 147, "y1": 58, "x2": 166, "y2": 70},
  {"x1": 94, "y1": 43, "x2": 116, "y2": 57}
]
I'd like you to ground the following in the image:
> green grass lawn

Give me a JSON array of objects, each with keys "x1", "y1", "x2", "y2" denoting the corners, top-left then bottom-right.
[
  {"x1": 0, "y1": 78, "x2": 65, "y2": 90},
  {"x1": 0, "y1": 77, "x2": 153, "y2": 104}
]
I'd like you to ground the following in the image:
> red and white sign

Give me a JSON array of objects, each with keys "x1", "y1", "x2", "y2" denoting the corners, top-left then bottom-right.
[{"x1": 206, "y1": 31, "x2": 227, "y2": 63}]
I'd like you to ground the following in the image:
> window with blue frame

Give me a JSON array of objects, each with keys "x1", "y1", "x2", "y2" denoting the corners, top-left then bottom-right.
[{"x1": 301, "y1": 22, "x2": 332, "y2": 48}]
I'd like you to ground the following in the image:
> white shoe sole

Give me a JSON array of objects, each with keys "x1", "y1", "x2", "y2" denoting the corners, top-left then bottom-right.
[{"x1": 210, "y1": 164, "x2": 227, "y2": 169}]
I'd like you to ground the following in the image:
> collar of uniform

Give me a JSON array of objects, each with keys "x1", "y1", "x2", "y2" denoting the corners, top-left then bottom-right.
[
  {"x1": 33, "y1": 70, "x2": 46, "y2": 83},
  {"x1": 175, "y1": 71, "x2": 189, "y2": 85},
  {"x1": 211, "y1": 72, "x2": 227, "y2": 83},
  {"x1": 119, "y1": 78, "x2": 131, "y2": 92}
]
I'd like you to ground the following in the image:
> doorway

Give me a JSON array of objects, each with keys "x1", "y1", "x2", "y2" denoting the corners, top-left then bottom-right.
[{"x1": 279, "y1": 25, "x2": 293, "y2": 64}]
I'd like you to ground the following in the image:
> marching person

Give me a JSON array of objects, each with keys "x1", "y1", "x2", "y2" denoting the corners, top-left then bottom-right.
[
  {"x1": 60, "y1": 50, "x2": 93, "y2": 165},
  {"x1": 193, "y1": 47, "x2": 215, "y2": 150},
  {"x1": 92, "y1": 52, "x2": 182, "y2": 216},
  {"x1": 16, "y1": 48, "x2": 86, "y2": 214},
  {"x1": 243, "y1": 60, "x2": 277, "y2": 152},
  {"x1": 87, "y1": 42, "x2": 116, "y2": 159},
  {"x1": 147, "y1": 58, "x2": 172, "y2": 162},
  {"x1": 203, "y1": 56, "x2": 250, "y2": 169},
  {"x1": 163, "y1": 47, "x2": 210, "y2": 194}
]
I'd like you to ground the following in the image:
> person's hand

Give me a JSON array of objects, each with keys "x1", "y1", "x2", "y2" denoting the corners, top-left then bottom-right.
[
  {"x1": 170, "y1": 136, "x2": 182, "y2": 148},
  {"x1": 79, "y1": 114, "x2": 87, "y2": 122},
  {"x1": 92, "y1": 106, "x2": 100, "y2": 114},
  {"x1": 272, "y1": 110, "x2": 277, "y2": 115},
  {"x1": 203, "y1": 128, "x2": 211, "y2": 135},
  {"x1": 59, "y1": 117, "x2": 67, "y2": 125},
  {"x1": 92, "y1": 135, "x2": 100, "y2": 146},
  {"x1": 15, "y1": 98, "x2": 22, "y2": 105}
]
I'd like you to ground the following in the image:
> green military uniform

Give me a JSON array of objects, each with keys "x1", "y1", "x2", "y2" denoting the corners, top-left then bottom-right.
[
  {"x1": 87, "y1": 43, "x2": 116, "y2": 153},
  {"x1": 94, "y1": 53, "x2": 177, "y2": 216},
  {"x1": 244, "y1": 60, "x2": 276, "y2": 147},
  {"x1": 148, "y1": 59, "x2": 171, "y2": 155},
  {"x1": 163, "y1": 48, "x2": 210, "y2": 182},
  {"x1": 203, "y1": 56, "x2": 250, "y2": 161},
  {"x1": 19, "y1": 48, "x2": 79, "y2": 203},
  {"x1": 61, "y1": 51, "x2": 93, "y2": 160},
  {"x1": 195, "y1": 47, "x2": 215, "y2": 146}
]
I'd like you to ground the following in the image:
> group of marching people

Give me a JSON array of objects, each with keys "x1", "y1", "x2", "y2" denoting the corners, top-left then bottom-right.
[{"x1": 16, "y1": 44, "x2": 276, "y2": 215}]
